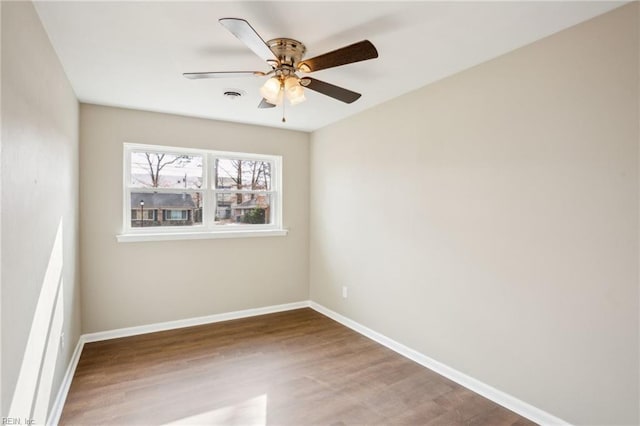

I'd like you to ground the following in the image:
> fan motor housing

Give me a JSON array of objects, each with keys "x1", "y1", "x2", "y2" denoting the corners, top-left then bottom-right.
[{"x1": 267, "y1": 38, "x2": 306, "y2": 68}]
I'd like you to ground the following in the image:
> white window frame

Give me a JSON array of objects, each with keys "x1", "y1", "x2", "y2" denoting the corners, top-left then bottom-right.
[{"x1": 117, "y1": 143, "x2": 286, "y2": 242}]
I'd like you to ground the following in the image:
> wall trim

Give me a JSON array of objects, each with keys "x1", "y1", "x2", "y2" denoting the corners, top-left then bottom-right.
[
  {"x1": 47, "y1": 336, "x2": 85, "y2": 426},
  {"x1": 82, "y1": 301, "x2": 310, "y2": 343},
  {"x1": 48, "y1": 300, "x2": 569, "y2": 426},
  {"x1": 309, "y1": 301, "x2": 570, "y2": 426}
]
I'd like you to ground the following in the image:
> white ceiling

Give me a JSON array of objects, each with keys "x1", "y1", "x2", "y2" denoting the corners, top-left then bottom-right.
[{"x1": 34, "y1": 1, "x2": 625, "y2": 132}]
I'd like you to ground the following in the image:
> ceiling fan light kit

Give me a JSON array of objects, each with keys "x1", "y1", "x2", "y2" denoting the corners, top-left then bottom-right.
[
  {"x1": 259, "y1": 77, "x2": 281, "y2": 104},
  {"x1": 260, "y1": 75, "x2": 305, "y2": 106},
  {"x1": 184, "y1": 18, "x2": 379, "y2": 122},
  {"x1": 285, "y1": 77, "x2": 306, "y2": 105}
]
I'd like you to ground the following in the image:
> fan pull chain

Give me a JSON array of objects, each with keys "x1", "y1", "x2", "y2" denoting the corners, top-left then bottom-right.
[{"x1": 282, "y1": 94, "x2": 286, "y2": 123}]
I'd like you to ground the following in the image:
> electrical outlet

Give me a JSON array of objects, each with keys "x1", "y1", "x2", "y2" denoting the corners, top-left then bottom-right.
[{"x1": 342, "y1": 286, "x2": 348, "y2": 299}]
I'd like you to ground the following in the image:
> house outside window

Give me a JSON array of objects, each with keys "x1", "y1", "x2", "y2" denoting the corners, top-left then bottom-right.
[{"x1": 121, "y1": 143, "x2": 283, "y2": 241}]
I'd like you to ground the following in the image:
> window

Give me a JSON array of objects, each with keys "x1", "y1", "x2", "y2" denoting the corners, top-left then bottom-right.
[
  {"x1": 214, "y1": 158, "x2": 272, "y2": 225},
  {"x1": 131, "y1": 209, "x2": 157, "y2": 221},
  {"x1": 164, "y1": 210, "x2": 188, "y2": 221},
  {"x1": 120, "y1": 143, "x2": 285, "y2": 241}
]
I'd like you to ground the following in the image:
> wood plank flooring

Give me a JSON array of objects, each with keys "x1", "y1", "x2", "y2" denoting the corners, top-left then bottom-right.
[{"x1": 60, "y1": 308, "x2": 535, "y2": 425}]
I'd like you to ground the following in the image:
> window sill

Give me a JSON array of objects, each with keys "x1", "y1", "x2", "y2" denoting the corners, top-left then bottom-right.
[{"x1": 116, "y1": 228, "x2": 288, "y2": 243}]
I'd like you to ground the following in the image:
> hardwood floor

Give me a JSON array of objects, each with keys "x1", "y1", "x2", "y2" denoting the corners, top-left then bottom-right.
[{"x1": 60, "y1": 308, "x2": 535, "y2": 425}]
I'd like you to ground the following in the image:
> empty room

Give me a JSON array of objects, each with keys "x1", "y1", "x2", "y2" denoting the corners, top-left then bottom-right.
[{"x1": 1, "y1": 1, "x2": 639, "y2": 425}]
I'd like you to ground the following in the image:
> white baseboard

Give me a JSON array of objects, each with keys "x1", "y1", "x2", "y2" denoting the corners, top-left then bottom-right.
[
  {"x1": 47, "y1": 300, "x2": 569, "y2": 426},
  {"x1": 47, "y1": 336, "x2": 85, "y2": 426},
  {"x1": 83, "y1": 300, "x2": 310, "y2": 343},
  {"x1": 309, "y1": 301, "x2": 570, "y2": 426}
]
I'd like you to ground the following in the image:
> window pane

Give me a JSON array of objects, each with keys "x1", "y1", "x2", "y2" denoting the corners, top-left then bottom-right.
[
  {"x1": 130, "y1": 151, "x2": 203, "y2": 189},
  {"x1": 215, "y1": 193, "x2": 271, "y2": 225},
  {"x1": 131, "y1": 192, "x2": 203, "y2": 227},
  {"x1": 214, "y1": 159, "x2": 271, "y2": 191}
]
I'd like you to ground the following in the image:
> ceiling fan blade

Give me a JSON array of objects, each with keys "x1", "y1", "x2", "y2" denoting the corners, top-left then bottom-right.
[
  {"x1": 300, "y1": 78, "x2": 361, "y2": 104},
  {"x1": 297, "y1": 40, "x2": 378, "y2": 73},
  {"x1": 219, "y1": 18, "x2": 278, "y2": 63},
  {"x1": 183, "y1": 71, "x2": 265, "y2": 79},
  {"x1": 258, "y1": 98, "x2": 276, "y2": 109}
]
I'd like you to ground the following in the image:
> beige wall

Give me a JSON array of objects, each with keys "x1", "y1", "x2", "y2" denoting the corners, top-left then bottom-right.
[
  {"x1": 79, "y1": 104, "x2": 309, "y2": 333},
  {"x1": 310, "y1": 4, "x2": 639, "y2": 425},
  {"x1": 3, "y1": 1, "x2": 637, "y2": 424},
  {"x1": 1, "y1": 1, "x2": 80, "y2": 420}
]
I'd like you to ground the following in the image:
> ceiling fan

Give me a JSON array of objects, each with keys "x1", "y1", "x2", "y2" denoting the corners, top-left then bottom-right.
[{"x1": 183, "y1": 18, "x2": 379, "y2": 119}]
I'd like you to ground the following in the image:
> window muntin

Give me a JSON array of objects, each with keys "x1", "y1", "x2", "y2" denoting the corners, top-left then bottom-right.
[{"x1": 123, "y1": 144, "x2": 282, "y2": 235}]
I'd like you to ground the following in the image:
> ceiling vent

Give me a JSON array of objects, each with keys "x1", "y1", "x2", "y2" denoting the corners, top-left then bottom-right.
[{"x1": 223, "y1": 89, "x2": 245, "y2": 100}]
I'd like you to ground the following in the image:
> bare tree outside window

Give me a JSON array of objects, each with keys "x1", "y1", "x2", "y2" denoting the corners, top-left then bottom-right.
[
  {"x1": 215, "y1": 159, "x2": 270, "y2": 190},
  {"x1": 130, "y1": 151, "x2": 203, "y2": 189},
  {"x1": 215, "y1": 159, "x2": 272, "y2": 224},
  {"x1": 124, "y1": 144, "x2": 282, "y2": 235},
  {"x1": 129, "y1": 151, "x2": 203, "y2": 227}
]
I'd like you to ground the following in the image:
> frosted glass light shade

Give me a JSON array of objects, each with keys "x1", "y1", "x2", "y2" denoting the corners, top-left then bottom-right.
[
  {"x1": 260, "y1": 77, "x2": 282, "y2": 105},
  {"x1": 284, "y1": 77, "x2": 306, "y2": 105}
]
